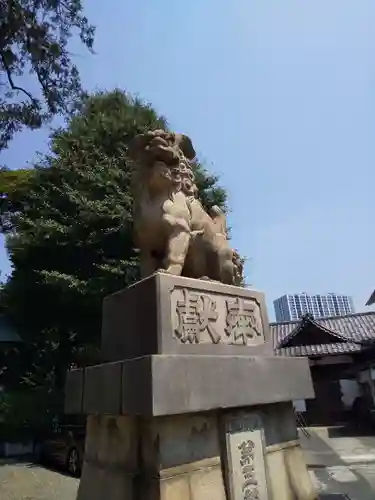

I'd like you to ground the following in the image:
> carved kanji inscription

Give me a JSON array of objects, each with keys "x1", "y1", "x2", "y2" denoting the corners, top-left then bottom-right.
[
  {"x1": 175, "y1": 289, "x2": 220, "y2": 344},
  {"x1": 225, "y1": 413, "x2": 268, "y2": 500},
  {"x1": 171, "y1": 287, "x2": 265, "y2": 346},
  {"x1": 225, "y1": 298, "x2": 263, "y2": 345}
]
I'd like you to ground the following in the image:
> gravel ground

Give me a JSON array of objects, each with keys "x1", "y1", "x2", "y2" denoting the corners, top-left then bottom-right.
[
  {"x1": 2, "y1": 460, "x2": 375, "y2": 499},
  {"x1": 0, "y1": 461, "x2": 79, "y2": 500}
]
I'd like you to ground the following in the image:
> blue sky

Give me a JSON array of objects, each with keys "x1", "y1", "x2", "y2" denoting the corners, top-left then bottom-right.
[{"x1": 1, "y1": 0, "x2": 374, "y2": 319}]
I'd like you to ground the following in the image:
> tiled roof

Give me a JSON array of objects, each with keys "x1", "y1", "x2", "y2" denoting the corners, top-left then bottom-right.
[
  {"x1": 366, "y1": 290, "x2": 375, "y2": 306},
  {"x1": 275, "y1": 342, "x2": 363, "y2": 357},
  {"x1": 270, "y1": 311, "x2": 375, "y2": 357}
]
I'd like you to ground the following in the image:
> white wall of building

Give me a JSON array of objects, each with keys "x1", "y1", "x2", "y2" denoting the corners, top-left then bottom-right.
[
  {"x1": 293, "y1": 399, "x2": 306, "y2": 412},
  {"x1": 339, "y1": 379, "x2": 360, "y2": 408}
]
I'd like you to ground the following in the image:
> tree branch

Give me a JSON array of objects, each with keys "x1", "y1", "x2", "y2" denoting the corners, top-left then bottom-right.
[{"x1": 0, "y1": 51, "x2": 37, "y2": 104}]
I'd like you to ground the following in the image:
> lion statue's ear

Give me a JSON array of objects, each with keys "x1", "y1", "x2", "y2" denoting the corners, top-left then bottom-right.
[{"x1": 175, "y1": 134, "x2": 196, "y2": 160}]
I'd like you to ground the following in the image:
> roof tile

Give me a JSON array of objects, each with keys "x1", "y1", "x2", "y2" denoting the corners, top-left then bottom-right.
[{"x1": 270, "y1": 311, "x2": 375, "y2": 357}]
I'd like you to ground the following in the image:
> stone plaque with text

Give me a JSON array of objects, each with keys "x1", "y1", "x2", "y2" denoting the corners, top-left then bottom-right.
[
  {"x1": 171, "y1": 287, "x2": 264, "y2": 346},
  {"x1": 102, "y1": 272, "x2": 273, "y2": 361},
  {"x1": 225, "y1": 413, "x2": 269, "y2": 500}
]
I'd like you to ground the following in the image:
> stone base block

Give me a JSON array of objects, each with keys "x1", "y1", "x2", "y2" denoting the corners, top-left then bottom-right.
[
  {"x1": 266, "y1": 442, "x2": 317, "y2": 500},
  {"x1": 76, "y1": 403, "x2": 318, "y2": 500},
  {"x1": 139, "y1": 463, "x2": 226, "y2": 500},
  {"x1": 77, "y1": 415, "x2": 137, "y2": 500},
  {"x1": 101, "y1": 273, "x2": 274, "y2": 361},
  {"x1": 65, "y1": 354, "x2": 314, "y2": 416}
]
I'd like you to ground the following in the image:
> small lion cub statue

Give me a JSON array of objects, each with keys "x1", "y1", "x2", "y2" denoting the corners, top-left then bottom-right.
[{"x1": 129, "y1": 129, "x2": 242, "y2": 286}]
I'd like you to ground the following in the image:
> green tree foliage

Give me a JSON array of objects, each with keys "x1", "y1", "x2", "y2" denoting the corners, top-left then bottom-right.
[
  {"x1": 0, "y1": 167, "x2": 35, "y2": 231},
  {"x1": 0, "y1": 388, "x2": 61, "y2": 441},
  {"x1": 0, "y1": 0, "x2": 95, "y2": 150},
  {"x1": 1, "y1": 90, "x2": 230, "y2": 402}
]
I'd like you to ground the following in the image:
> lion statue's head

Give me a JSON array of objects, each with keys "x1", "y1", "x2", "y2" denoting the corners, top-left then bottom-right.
[{"x1": 129, "y1": 130, "x2": 198, "y2": 198}]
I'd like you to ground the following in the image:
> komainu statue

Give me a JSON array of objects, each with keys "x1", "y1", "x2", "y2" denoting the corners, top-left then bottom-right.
[{"x1": 129, "y1": 129, "x2": 243, "y2": 285}]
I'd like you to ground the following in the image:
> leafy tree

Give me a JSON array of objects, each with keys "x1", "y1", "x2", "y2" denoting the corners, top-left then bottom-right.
[
  {"x1": 0, "y1": 0, "x2": 95, "y2": 150},
  {"x1": 0, "y1": 167, "x2": 35, "y2": 231},
  {"x1": 1, "y1": 90, "x2": 230, "y2": 403},
  {"x1": 0, "y1": 388, "x2": 61, "y2": 441}
]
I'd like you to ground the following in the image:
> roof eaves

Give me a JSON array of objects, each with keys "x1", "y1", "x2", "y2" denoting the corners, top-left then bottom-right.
[
  {"x1": 308, "y1": 316, "x2": 356, "y2": 342},
  {"x1": 366, "y1": 290, "x2": 375, "y2": 307},
  {"x1": 278, "y1": 313, "x2": 359, "y2": 348},
  {"x1": 275, "y1": 341, "x2": 365, "y2": 357},
  {"x1": 278, "y1": 316, "x2": 307, "y2": 348}
]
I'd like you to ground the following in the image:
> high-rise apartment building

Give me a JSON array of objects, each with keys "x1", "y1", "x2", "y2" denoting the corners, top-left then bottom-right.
[{"x1": 273, "y1": 293, "x2": 355, "y2": 322}]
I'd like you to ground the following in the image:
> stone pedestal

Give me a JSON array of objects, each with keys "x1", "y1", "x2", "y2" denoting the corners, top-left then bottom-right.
[{"x1": 65, "y1": 273, "x2": 318, "y2": 499}]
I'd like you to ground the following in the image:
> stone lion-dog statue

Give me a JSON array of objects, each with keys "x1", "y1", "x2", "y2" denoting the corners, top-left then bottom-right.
[{"x1": 129, "y1": 129, "x2": 243, "y2": 285}]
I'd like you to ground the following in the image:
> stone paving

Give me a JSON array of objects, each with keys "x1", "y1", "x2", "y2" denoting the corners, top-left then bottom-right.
[
  {"x1": 312, "y1": 464, "x2": 375, "y2": 500},
  {"x1": 2, "y1": 427, "x2": 375, "y2": 500},
  {"x1": 303, "y1": 426, "x2": 375, "y2": 499},
  {"x1": 300, "y1": 427, "x2": 375, "y2": 467},
  {"x1": 0, "y1": 461, "x2": 79, "y2": 500},
  {"x1": 1, "y1": 462, "x2": 374, "y2": 500}
]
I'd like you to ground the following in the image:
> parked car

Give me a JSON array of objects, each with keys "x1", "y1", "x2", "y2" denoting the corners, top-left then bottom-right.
[{"x1": 37, "y1": 416, "x2": 86, "y2": 477}]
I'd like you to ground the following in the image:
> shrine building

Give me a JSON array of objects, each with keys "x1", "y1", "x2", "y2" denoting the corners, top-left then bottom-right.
[{"x1": 271, "y1": 311, "x2": 375, "y2": 425}]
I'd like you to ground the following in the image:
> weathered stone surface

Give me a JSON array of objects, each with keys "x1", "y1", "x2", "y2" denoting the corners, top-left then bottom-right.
[
  {"x1": 224, "y1": 412, "x2": 269, "y2": 500},
  {"x1": 141, "y1": 413, "x2": 220, "y2": 475},
  {"x1": 253, "y1": 401, "x2": 298, "y2": 446},
  {"x1": 171, "y1": 286, "x2": 264, "y2": 346},
  {"x1": 141, "y1": 466, "x2": 226, "y2": 500},
  {"x1": 77, "y1": 465, "x2": 134, "y2": 500},
  {"x1": 101, "y1": 275, "x2": 158, "y2": 361},
  {"x1": 83, "y1": 415, "x2": 138, "y2": 470},
  {"x1": 149, "y1": 355, "x2": 313, "y2": 417},
  {"x1": 266, "y1": 448, "x2": 293, "y2": 500},
  {"x1": 102, "y1": 273, "x2": 273, "y2": 362},
  {"x1": 265, "y1": 442, "x2": 318, "y2": 500},
  {"x1": 65, "y1": 354, "x2": 314, "y2": 416},
  {"x1": 222, "y1": 407, "x2": 318, "y2": 500},
  {"x1": 284, "y1": 444, "x2": 318, "y2": 500},
  {"x1": 188, "y1": 466, "x2": 226, "y2": 500},
  {"x1": 75, "y1": 405, "x2": 318, "y2": 500},
  {"x1": 78, "y1": 412, "x2": 227, "y2": 500},
  {"x1": 129, "y1": 129, "x2": 243, "y2": 286},
  {"x1": 159, "y1": 475, "x2": 191, "y2": 500},
  {"x1": 77, "y1": 415, "x2": 138, "y2": 500},
  {"x1": 65, "y1": 250, "x2": 316, "y2": 499},
  {"x1": 83, "y1": 362, "x2": 122, "y2": 414}
]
